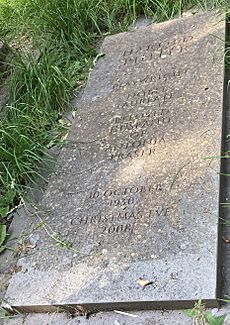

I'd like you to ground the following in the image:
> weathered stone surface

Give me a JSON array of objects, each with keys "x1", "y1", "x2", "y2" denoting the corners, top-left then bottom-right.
[
  {"x1": 3, "y1": 308, "x2": 230, "y2": 325},
  {"x1": 4, "y1": 12, "x2": 224, "y2": 311},
  {"x1": 1, "y1": 310, "x2": 198, "y2": 325}
]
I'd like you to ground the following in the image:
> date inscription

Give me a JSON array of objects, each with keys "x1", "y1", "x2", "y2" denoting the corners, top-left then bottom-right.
[
  {"x1": 88, "y1": 183, "x2": 163, "y2": 200},
  {"x1": 76, "y1": 207, "x2": 172, "y2": 236},
  {"x1": 101, "y1": 223, "x2": 134, "y2": 235}
]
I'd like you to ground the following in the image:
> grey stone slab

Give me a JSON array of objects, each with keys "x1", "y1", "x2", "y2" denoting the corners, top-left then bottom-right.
[{"x1": 3, "y1": 11, "x2": 225, "y2": 312}]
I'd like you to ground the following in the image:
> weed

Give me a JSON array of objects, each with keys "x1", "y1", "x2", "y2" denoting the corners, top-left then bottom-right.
[
  {"x1": 0, "y1": 300, "x2": 23, "y2": 320},
  {"x1": 0, "y1": 223, "x2": 6, "y2": 252},
  {"x1": 184, "y1": 300, "x2": 226, "y2": 325}
]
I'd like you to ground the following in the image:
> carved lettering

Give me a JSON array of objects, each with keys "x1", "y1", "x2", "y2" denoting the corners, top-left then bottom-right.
[
  {"x1": 116, "y1": 89, "x2": 172, "y2": 109},
  {"x1": 89, "y1": 184, "x2": 163, "y2": 200},
  {"x1": 77, "y1": 206, "x2": 172, "y2": 232},
  {"x1": 114, "y1": 109, "x2": 169, "y2": 124},
  {"x1": 110, "y1": 109, "x2": 171, "y2": 135},
  {"x1": 110, "y1": 117, "x2": 170, "y2": 134},
  {"x1": 101, "y1": 223, "x2": 135, "y2": 235},
  {"x1": 121, "y1": 36, "x2": 193, "y2": 66},
  {"x1": 112, "y1": 68, "x2": 188, "y2": 91}
]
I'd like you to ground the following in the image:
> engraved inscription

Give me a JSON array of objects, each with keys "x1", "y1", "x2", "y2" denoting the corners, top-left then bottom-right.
[
  {"x1": 105, "y1": 136, "x2": 165, "y2": 160},
  {"x1": 110, "y1": 109, "x2": 170, "y2": 135},
  {"x1": 121, "y1": 35, "x2": 193, "y2": 65},
  {"x1": 112, "y1": 68, "x2": 188, "y2": 91},
  {"x1": 101, "y1": 223, "x2": 135, "y2": 235},
  {"x1": 116, "y1": 88, "x2": 173, "y2": 109},
  {"x1": 88, "y1": 184, "x2": 163, "y2": 200},
  {"x1": 75, "y1": 183, "x2": 172, "y2": 236},
  {"x1": 78, "y1": 209, "x2": 153, "y2": 225},
  {"x1": 77, "y1": 207, "x2": 171, "y2": 234},
  {"x1": 113, "y1": 109, "x2": 170, "y2": 124}
]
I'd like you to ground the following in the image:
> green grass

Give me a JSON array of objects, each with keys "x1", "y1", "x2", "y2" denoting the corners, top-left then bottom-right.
[{"x1": 0, "y1": 0, "x2": 229, "y2": 226}]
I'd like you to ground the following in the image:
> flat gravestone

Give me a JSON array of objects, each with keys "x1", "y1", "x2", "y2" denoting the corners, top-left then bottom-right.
[{"x1": 4, "y1": 12, "x2": 224, "y2": 312}]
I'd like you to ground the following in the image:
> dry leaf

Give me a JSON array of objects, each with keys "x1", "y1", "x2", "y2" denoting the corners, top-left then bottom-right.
[
  {"x1": 222, "y1": 236, "x2": 230, "y2": 243},
  {"x1": 13, "y1": 265, "x2": 22, "y2": 273},
  {"x1": 16, "y1": 241, "x2": 36, "y2": 256},
  {"x1": 75, "y1": 305, "x2": 89, "y2": 318},
  {"x1": 137, "y1": 278, "x2": 153, "y2": 289},
  {"x1": 60, "y1": 132, "x2": 68, "y2": 143}
]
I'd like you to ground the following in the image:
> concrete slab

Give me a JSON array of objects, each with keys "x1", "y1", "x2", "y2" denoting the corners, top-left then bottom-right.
[
  {"x1": 3, "y1": 307, "x2": 230, "y2": 325},
  {"x1": 3, "y1": 11, "x2": 225, "y2": 312},
  {"x1": 1, "y1": 310, "x2": 193, "y2": 325}
]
